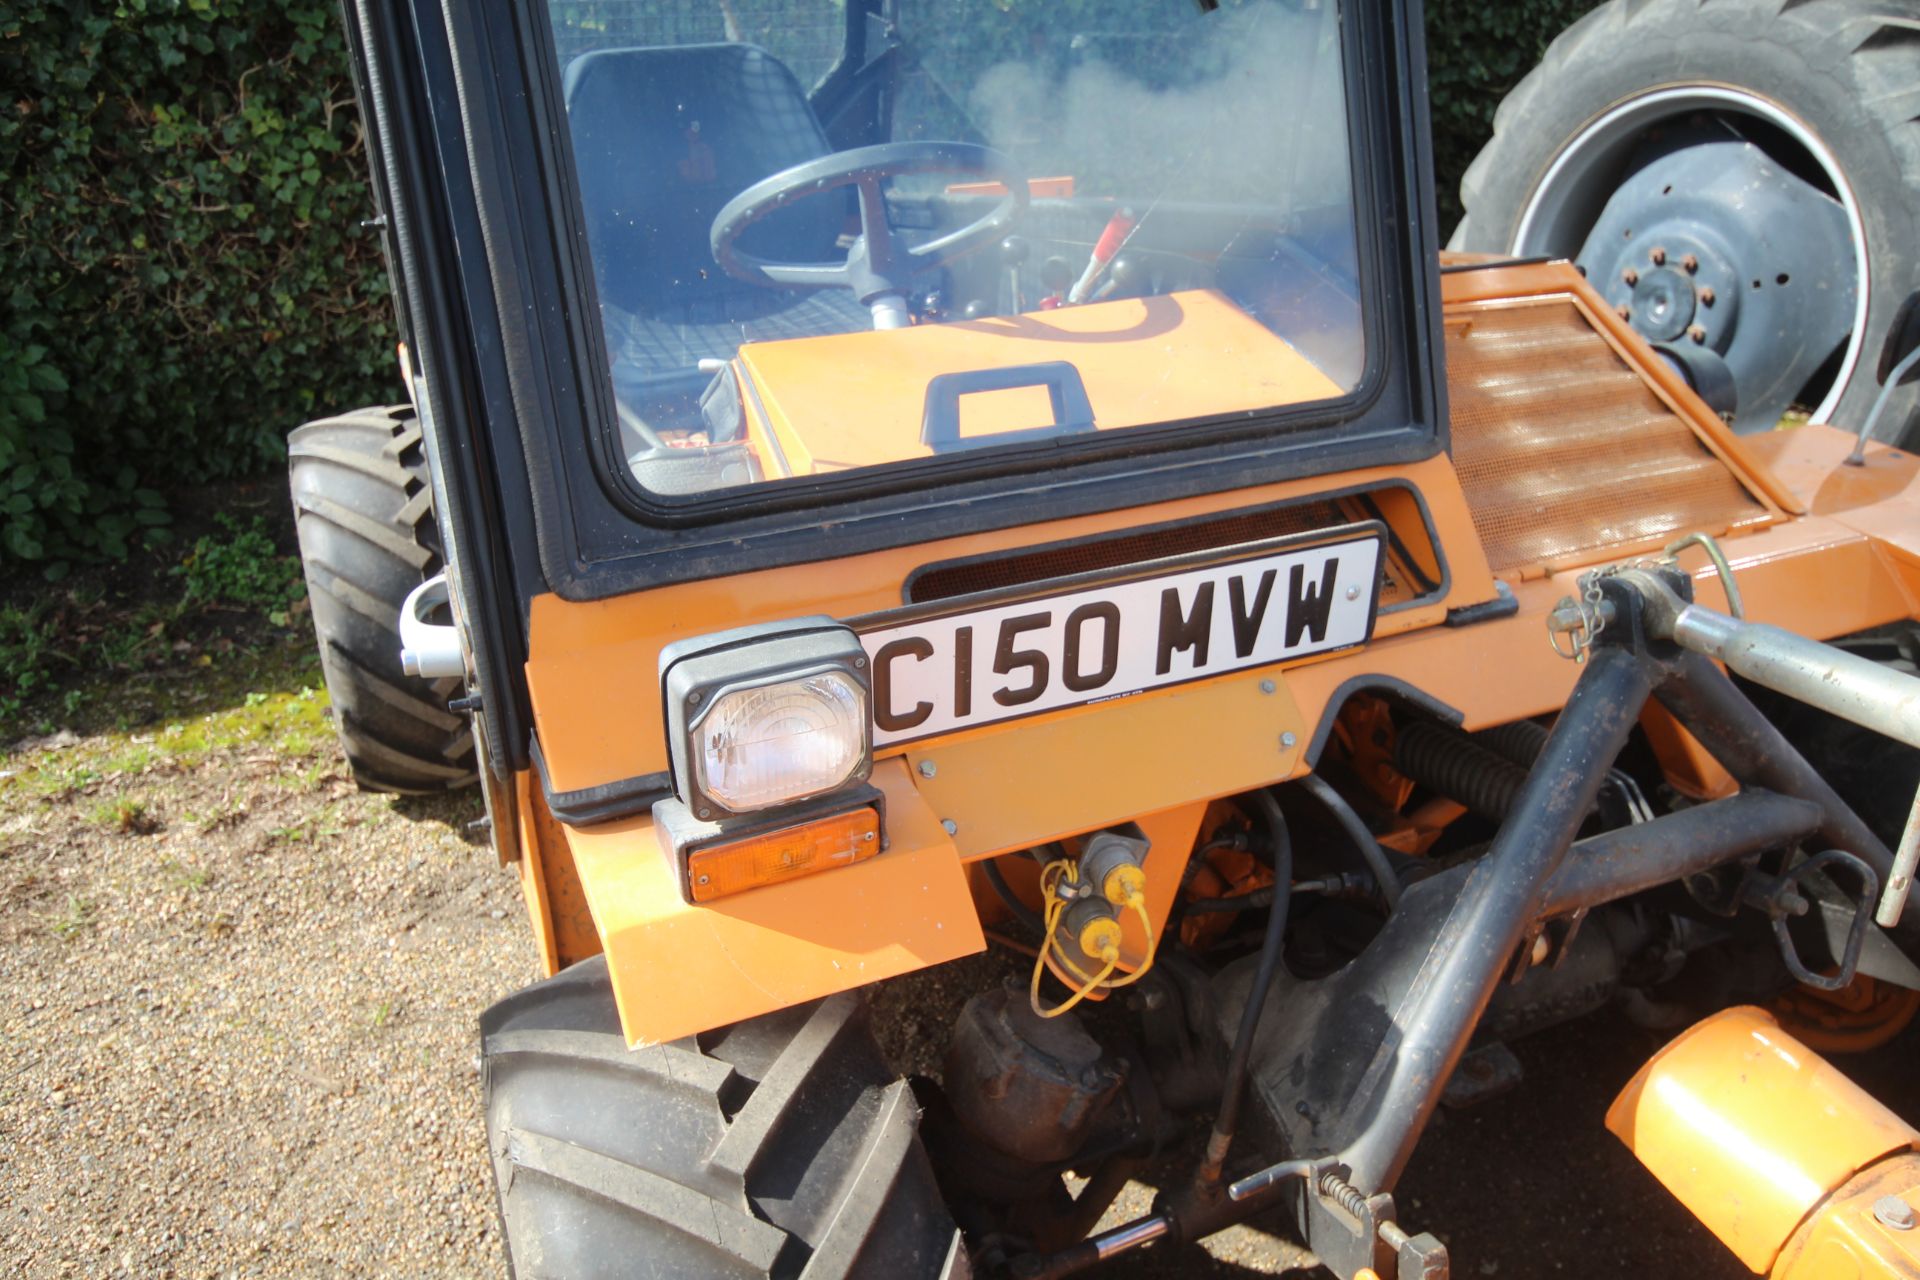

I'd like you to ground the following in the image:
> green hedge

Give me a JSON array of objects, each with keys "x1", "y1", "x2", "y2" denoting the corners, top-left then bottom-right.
[
  {"x1": 1424, "y1": 0, "x2": 1602, "y2": 229},
  {"x1": 0, "y1": 0, "x2": 394, "y2": 568},
  {"x1": 0, "y1": 0, "x2": 1593, "y2": 571}
]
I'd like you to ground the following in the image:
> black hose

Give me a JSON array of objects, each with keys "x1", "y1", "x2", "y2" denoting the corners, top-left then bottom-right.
[
  {"x1": 982, "y1": 857, "x2": 1046, "y2": 933},
  {"x1": 1194, "y1": 786, "x2": 1292, "y2": 1191},
  {"x1": 1184, "y1": 888, "x2": 1277, "y2": 913},
  {"x1": 1295, "y1": 773, "x2": 1403, "y2": 910}
]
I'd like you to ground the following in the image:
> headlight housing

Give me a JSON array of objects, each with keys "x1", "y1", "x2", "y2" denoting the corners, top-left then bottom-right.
[
  {"x1": 691, "y1": 668, "x2": 868, "y2": 813},
  {"x1": 662, "y1": 618, "x2": 873, "y2": 820}
]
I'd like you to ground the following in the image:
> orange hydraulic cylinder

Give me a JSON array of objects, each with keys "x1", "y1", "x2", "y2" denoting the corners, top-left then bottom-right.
[{"x1": 1607, "y1": 1007, "x2": 1919, "y2": 1275}]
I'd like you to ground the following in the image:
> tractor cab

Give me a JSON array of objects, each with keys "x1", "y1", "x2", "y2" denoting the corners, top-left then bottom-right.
[{"x1": 554, "y1": 1, "x2": 1366, "y2": 494}]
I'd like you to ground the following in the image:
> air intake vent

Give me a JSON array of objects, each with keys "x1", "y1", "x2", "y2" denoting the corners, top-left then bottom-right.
[
  {"x1": 1446, "y1": 298, "x2": 1771, "y2": 574},
  {"x1": 907, "y1": 490, "x2": 1437, "y2": 608}
]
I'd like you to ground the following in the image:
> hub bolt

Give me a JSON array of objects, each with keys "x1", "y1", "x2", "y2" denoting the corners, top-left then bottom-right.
[
  {"x1": 1874, "y1": 1196, "x2": 1915, "y2": 1231},
  {"x1": 1688, "y1": 324, "x2": 1707, "y2": 344},
  {"x1": 1622, "y1": 267, "x2": 1639, "y2": 286},
  {"x1": 1698, "y1": 286, "x2": 1716, "y2": 307},
  {"x1": 1650, "y1": 247, "x2": 1667, "y2": 266},
  {"x1": 1616, "y1": 303, "x2": 1632, "y2": 321},
  {"x1": 1681, "y1": 254, "x2": 1699, "y2": 274}
]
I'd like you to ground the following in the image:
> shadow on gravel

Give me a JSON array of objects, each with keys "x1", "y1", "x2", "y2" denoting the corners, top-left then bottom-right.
[{"x1": 393, "y1": 789, "x2": 488, "y2": 839}]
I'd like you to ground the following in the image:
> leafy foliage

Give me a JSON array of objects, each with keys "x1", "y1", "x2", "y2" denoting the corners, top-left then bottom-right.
[
  {"x1": 0, "y1": 0, "x2": 395, "y2": 571},
  {"x1": 1424, "y1": 0, "x2": 1604, "y2": 230},
  {"x1": 172, "y1": 513, "x2": 304, "y2": 612}
]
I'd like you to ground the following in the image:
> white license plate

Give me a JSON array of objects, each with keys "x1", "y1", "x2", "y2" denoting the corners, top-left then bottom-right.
[{"x1": 859, "y1": 527, "x2": 1384, "y2": 747}]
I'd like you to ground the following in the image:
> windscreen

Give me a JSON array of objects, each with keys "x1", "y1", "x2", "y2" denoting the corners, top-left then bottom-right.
[{"x1": 546, "y1": 0, "x2": 1364, "y2": 498}]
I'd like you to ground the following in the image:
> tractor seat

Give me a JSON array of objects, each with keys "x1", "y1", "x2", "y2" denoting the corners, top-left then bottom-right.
[{"x1": 563, "y1": 43, "x2": 872, "y2": 431}]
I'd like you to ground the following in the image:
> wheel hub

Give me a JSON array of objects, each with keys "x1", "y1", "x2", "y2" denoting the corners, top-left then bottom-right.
[
  {"x1": 1629, "y1": 265, "x2": 1700, "y2": 343},
  {"x1": 1577, "y1": 135, "x2": 1856, "y2": 432}
]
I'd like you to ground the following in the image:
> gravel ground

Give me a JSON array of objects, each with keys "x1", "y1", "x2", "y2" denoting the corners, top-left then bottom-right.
[
  {"x1": 7, "y1": 673, "x2": 1920, "y2": 1279},
  {"x1": 0, "y1": 683, "x2": 532, "y2": 1278}
]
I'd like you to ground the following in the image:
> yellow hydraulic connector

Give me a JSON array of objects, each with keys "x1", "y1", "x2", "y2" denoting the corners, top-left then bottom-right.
[
  {"x1": 1608, "y1": 1006, "x2": 1920, "y2": 1278},
  {"x1": 1028, "y1": 832, "x2": 1157, "y2": 1020}
]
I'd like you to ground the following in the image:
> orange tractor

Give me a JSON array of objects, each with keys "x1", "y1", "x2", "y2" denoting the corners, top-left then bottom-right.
[{"x1": 289, "y1": 1, "x2": 1920, "y2": 1276}]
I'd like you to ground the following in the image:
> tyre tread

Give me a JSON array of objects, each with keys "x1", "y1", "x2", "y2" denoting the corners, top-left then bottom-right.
[
  {"x1": 482, "y1": 958, "x2": 959, "y2": 1280},
  {"x1": 288, "y1": 405, "x2": 477, "y2": 793}
]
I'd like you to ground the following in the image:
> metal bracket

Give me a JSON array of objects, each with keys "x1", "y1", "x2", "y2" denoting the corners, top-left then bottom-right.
[{"x1": 1741, "y1": 849, "x2": 1879, "y2": 991}]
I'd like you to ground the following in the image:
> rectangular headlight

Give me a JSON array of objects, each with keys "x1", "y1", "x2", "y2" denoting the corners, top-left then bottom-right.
[{"x1": 661, "y1": 618, "x2": 873, "y2": 820}]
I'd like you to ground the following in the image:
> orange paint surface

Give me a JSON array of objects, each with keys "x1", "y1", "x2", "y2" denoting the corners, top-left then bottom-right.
[
  {"x1": 511, "y1": 258, "x2": 1920, "y2": 1044},
  {"x1": 1609, "y1": 1007, "x2": 1918, "y2": 1274},
  {"x1": 563, "y1": 759, "x2": 984, "y2": 1046},
  {"x1": 739, "y1": 289, "x2": 1346, "y2": 477}
]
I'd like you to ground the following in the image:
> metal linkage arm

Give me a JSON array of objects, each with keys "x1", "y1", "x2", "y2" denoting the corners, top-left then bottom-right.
[{"x1": 1616, "y1": 567, "x2": 1920, "y2": 924}]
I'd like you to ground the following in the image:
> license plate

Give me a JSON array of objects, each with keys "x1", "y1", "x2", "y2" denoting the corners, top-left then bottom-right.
[{"x1": 858, "y1": 526, "x2": 1384, "y2": 748}]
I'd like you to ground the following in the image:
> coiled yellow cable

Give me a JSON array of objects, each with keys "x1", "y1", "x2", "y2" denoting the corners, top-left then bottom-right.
[{"x1": 1029, "y1": 855, "x2": 1157, "y2": 1018}]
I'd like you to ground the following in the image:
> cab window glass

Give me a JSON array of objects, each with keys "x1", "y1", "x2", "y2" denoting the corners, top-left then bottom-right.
[{"x1": 545, "y1": 0, "x2": 1364, "y2": 499}]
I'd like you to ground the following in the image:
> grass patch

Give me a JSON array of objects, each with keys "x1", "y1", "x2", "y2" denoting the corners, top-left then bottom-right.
[
  {"x1": 2, "y1": 644, "x2": 332, "y2": 801},
  {"x1": 2, "y1": 493, "x2": 315, "y2": 743},
  {"x1": 161, "y1": 859, "x2": 211, "y2": 891},
  {"x1": 48, "y1": 894, "x2": 93, "y2": 938}
]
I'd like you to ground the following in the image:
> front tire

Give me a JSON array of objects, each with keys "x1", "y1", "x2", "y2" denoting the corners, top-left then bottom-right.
[
  {"x1": 481, "y1": 957, "x2": 963, "y2": 1279},
  {"x1": 1453, "y1": 0, "x2": 1920, "y2": 441}
]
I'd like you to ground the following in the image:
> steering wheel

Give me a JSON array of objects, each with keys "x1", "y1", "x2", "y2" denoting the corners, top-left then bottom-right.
[{"x1": 710, "y1": 142, "x2": 1029, "y2": 329}]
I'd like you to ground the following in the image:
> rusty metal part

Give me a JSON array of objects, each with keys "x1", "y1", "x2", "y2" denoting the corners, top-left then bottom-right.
[
  {"x1": 944, "y1": 986, "x2": 1124, "y2": 1165},
  {"x1": 1699, "y1": 284, "x2": 1717, "y2": 306},
  {"x1": 1650, "y1": 246, "x2": 1668, "y2": 266},
  {"x1": 1774, "y1": 975, "x2": 1920, "y2": 1055},
  {"x1": 1688, "y1": 323, "x2": 1707, "y2": 344},
  {"x1": 1623, "y1": 267, "x2": 1640, "y2": 286},
  {"x1": 1681, "y1": 253, "x2": 1699, "y2": 273},
  {"x1": 1607, "y1": 1007, "x2": 1920, "y2": 1274},
  {"x1": 1536, "y1": 790, "x2": 1822, "y2": 916},
  {"x1": 1655, "y1": 653, "x2": 1899, "y2": 879}
]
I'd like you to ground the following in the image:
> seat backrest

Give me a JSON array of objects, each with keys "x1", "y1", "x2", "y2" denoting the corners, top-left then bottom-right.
[{"x1": 563, "y1": 43, "x2": 843, "y2": 313}]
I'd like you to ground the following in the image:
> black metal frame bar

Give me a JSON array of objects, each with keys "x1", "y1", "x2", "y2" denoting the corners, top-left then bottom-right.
[{"x1": 1016, "y1": 572, "x2": 1891, "y2": 1279}]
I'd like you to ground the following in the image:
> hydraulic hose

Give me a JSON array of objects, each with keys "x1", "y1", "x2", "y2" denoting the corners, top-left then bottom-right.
[
  {"x1": 982, "y1": 857, "x2": 1046, "y2": 933},
  {"x1": 1296, "y1": 773, "x2": 1402, "y2": 910},
  {"x1": 1193, "y1": 786, "x2": 1293, "y2": 1193}
]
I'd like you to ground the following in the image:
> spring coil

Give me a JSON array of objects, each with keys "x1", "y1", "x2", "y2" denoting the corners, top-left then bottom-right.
[
  {"x1": 1319, "y1": 1171, "x2": 1369, "y2": 1218},
  {"x1": 1392, "y1": 720, "x2": 1531, "y2": 821},
  {"x1": 1473, "y1": 718, "x2": 1551, "y2": 770}
]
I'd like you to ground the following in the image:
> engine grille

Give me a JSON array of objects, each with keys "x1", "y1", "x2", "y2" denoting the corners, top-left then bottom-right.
[
  {"x1": 1445, "y1": 298, "x2": 1771, "y2": 574},
  {"x1": 907, "y1": 493, "x2": 1429, "y2": 607}
]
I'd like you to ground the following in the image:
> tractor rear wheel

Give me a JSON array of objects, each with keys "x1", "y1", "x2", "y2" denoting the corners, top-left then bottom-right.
[
  {"x1": 1452, "y1": 0, "x2": 1920, "y2": 441},
  {"x1": 481, "y1": 957, "x2": 963, "y2": 1279},
  {"x1": 288, "y1": 405, "x2": 477, "y2": 794}
]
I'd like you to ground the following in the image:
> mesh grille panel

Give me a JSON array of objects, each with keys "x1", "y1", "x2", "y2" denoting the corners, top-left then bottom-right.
[
  {"x1": 908, "y1": 497, "x2": 1419, "y2": 606},
  {"x1": 1446, "y1": 299, "x2": 1770, "y2": 573}
]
